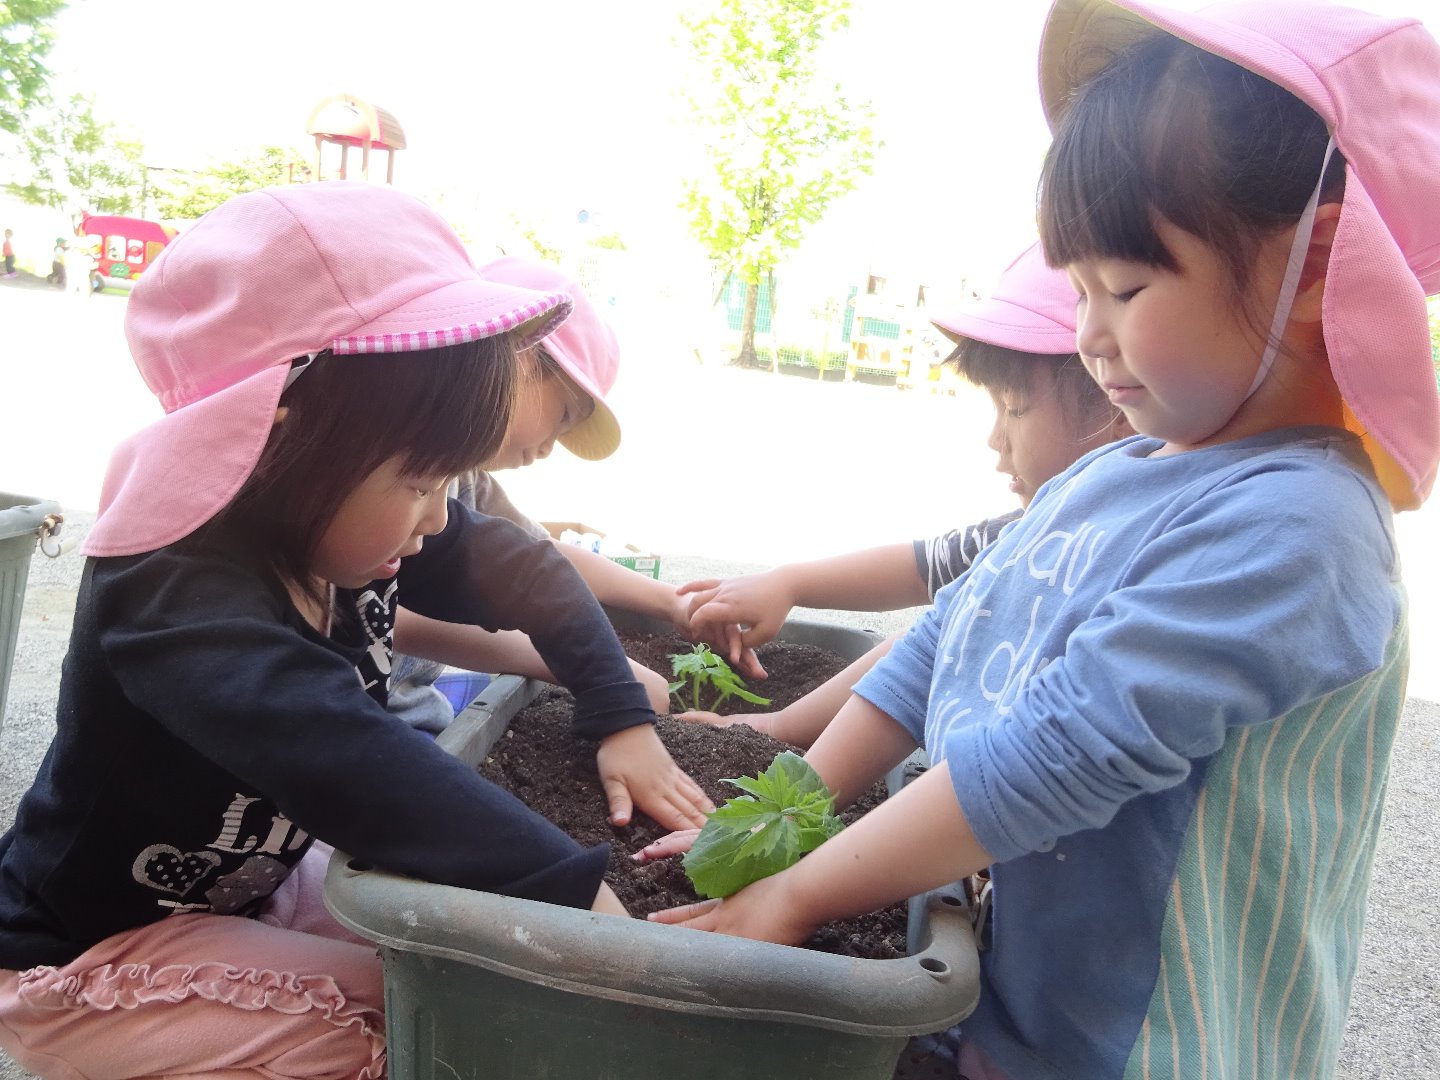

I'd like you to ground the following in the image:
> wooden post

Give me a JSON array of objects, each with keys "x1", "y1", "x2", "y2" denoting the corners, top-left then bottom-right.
[
  {"x1": 314, "y1": 135, "x2": 324, "y2": 181},
  {"x1": 361, "y1": 139, "x2": 371, "y2": 181}
]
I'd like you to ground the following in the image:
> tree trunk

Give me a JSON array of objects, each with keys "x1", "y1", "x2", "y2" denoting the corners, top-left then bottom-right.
[{"x1": 734, "y1": 279, "x2": 760, "y2": 367}]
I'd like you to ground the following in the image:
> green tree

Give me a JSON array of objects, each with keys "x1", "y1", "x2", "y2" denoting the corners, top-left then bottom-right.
[
  {"x1": 5, "y1": 92, "x2": 143, "y2": 213},
  {"x1": 0, "y1": 0, "x2": 66, "y2": 136},
  {"x1": 152, "y1": 146, "x2": 309, "y2": 220},
  {"x1": 680, "y1": 0, "x2": 877, "y2": 367}
]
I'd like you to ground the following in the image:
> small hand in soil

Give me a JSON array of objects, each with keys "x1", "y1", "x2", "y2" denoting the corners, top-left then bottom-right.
[
  {"x1": 631, "y1": 828, "x2": 699, "y2": 863},
  {"x1": 595, "y1": 724, "x2": 713, "y2": 830}
]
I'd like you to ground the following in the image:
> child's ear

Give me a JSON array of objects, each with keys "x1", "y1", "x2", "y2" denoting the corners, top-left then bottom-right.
[{"x1": 1291, "y1": 202, "x2": 1341, "y2": 325}]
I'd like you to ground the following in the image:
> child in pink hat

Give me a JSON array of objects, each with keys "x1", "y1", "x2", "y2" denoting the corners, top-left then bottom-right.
[
  {"x1": 662, "y1": 240, "x2": 1129, "y2": 748},
  {"x1": 389, "y1": 256, "x2": 755, "y2": 740},
  {"x1": 649, "y1": 4, "x2": 1439, "y2": 1079},
  {"x1": 0, "y1": 182, "x2": 710, "y2": 1078}
]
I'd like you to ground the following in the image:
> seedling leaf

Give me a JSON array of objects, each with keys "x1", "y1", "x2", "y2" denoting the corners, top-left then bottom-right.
[
  {"x1": 683, "y1": 751, "x2": 844, "y2": 899},
  {"x1": 666, "y1": 643, "x2": 771, "y2": 712}
]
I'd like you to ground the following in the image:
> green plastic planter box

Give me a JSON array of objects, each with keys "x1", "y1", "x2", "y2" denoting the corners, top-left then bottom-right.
[
  {"x1": 0, "y1": 493, "x2": 61, "y2": 728},
  {"x1": 326, "y1": 615, "x2": 980, "y2": 1080}
]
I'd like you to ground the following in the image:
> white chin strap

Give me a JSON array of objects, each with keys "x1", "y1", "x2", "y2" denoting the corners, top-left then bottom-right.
[
  {"x1": 1245, "y1": 137, "x2": 1337, "y2": 399},
  {"x1": 283, "y1": 352, "x2": 321, "y2": 391}
]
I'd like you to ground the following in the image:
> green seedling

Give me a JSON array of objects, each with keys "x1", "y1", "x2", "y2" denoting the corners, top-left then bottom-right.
[
  {"x1": 683, "y1": 751, "x2": 845, "y2": 899},
  {"x1": 667, "y1": 643, "x2": 771, "y2": 713}
]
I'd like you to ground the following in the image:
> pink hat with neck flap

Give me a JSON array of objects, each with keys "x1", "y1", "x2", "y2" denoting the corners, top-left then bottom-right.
[
  {"x1": 1039, "y1": 0, "x2": 1440, "y2": 510},
  {"x1": 82, "y1": 181, "x2": 571, "y2": 557}
]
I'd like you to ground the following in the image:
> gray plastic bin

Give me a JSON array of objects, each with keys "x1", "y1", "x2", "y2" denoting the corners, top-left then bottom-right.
[
  {"x1": 325, "y1": 615, "x2": 980, "y2": 1080},
  {"x1": 0, "y1": 493, "x2": 62, "y2": 728}
]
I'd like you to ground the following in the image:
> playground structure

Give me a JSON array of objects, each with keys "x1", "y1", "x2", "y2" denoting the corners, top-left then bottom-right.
[
  {"x1": 306, "y1": 94, "x2": 407, "y2": 184},
  {"x1": 78, "y1": 212, "x2": 177, "y2": 291}
]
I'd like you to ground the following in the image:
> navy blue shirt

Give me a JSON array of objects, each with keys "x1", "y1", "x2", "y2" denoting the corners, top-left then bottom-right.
[{"x1": 0, "y1": 502, "x2": 652, "y2": 970}]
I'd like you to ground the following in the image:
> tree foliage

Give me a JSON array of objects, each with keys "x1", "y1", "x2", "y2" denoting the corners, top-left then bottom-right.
[
  {"x1": 152, "y1": 147, "x2": 310, "y2": 221},
  {"x1": 680, "y1": 0, "x2": 877, "y2": 365},
  {"x1": 0, "y1": 0, "x2": 66, "y2": 136},
  {"x1": 5, "y1": 93, "x2": 143, "y2": 214}
]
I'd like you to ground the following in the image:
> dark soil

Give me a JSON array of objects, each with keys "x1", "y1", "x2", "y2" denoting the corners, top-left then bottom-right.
[{"x1": 477, "y1": 627, "x2": 908, "y2": 959}]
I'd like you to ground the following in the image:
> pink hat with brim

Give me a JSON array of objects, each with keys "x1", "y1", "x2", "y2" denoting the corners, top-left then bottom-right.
[
  {"x1": 1039, "y1": 0, "x2": 1440, "y2": 510},
  {"x1": 930, "y1": 241, "x2": 1078, "y2": 355},
  {"x1": 82, "y1": 181, "x2": 571, "y2": 557},
  {"x1": 478, "y1": 256, "x2": 622, "y2": 461}
]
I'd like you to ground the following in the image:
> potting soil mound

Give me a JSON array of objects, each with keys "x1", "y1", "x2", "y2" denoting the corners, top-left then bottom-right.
[{"x1": 476, "y1": 628, "x2": 908, "y2": 960}]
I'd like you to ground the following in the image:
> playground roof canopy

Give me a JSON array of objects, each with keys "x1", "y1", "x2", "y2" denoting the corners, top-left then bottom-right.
[{"x1": 305, "y1": 94, "x2": 407, "y2": 151}]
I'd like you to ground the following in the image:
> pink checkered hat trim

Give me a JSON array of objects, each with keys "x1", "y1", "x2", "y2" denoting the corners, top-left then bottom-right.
[{"x1": 332, "y1": 292, "x2": 570, "y2": 355}]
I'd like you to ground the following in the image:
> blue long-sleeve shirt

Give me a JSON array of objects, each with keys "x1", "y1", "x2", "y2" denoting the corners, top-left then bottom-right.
[{"x1": 855, "y1": 427, "x2": 1406, "y2": 1079}]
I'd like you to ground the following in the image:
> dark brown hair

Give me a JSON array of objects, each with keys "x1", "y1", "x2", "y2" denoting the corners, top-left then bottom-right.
[
  {"x1": 948, "y1": 338, "x2": 1115, "y2": 432},
  {"x1": 202, "y1": 337, "x2": 517, "y2": 598},
  {"x1": 1038, "y1": 32, "x2": 1345, "y2": 320}
]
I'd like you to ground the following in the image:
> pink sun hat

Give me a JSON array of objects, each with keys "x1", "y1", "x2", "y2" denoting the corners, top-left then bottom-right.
[
  {"x1": 82, "y1": 181, "x2": 572, "y2": 557},
  {"x1": 930, "y1": 241, "x2": 1079, "y2": 355},
  {"x1": 478, "y1": 256, "x2": 622, "y2": 461},
  {"x1": 1039, "y1": 0, "x2": 1440, "y2": 510}
]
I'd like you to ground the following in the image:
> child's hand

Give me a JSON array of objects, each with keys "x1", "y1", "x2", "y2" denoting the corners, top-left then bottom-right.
[
  {"x1": 596, "y1": 725, "x2": 713, "y2": 830},
  {"x1": 675, "y1": 710, "x2": 776, "y2": 738},
  {"x1": 678, "y1": 571, "x2": 793, "y2": 661},
  {"x1": 630, "y1": 827, "x2": 700, "y2": 863},
  {"x1": 646, "y1": 869, "x2": 819, "y2": 946},
  {"x1": 671, "y1": 585, "x2": 767, "y2": 682}
]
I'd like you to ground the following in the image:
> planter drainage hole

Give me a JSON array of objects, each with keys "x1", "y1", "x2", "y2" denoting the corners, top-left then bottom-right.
[
  {"x1": 347, "y1": 859, "x2": 374, "y2": 873},
  {"x1": 920, "y1": 958, "x2": 950, "y2": 977}
]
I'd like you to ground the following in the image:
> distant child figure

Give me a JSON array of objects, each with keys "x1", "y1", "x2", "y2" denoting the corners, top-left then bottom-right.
[
  {"x1": 672, "y1": 241, "x2": 1129, "y2": 747},
  {"x1": 0, "y1": 182, "x2": 709, "y2": 1078},
  {"x1": 388, "y1": 256, "x2": 755, "y2": 756},
  {"x1": 2, "y1": 229, "x2": 15, "y2": 277},
  {"x1": 47, "y1": 237, "x2": 66, "y2": 287},
  {"x1": 650, "y1": 4, "x2": 1440, "y2": 1079},
  {"x1": 63, "y1": 233, "x2": 92, "y2": 297}
]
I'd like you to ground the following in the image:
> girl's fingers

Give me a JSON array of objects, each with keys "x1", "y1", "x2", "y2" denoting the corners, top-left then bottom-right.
[
  {"x1": 673, "y1": 578, "x2": 720, "y2": 604},
  {"x1": 676, "y1": 579, "x2": 720, "y2": 597},
  {"x1": 675, "y1": 710, "x2": 728, "y2": 727},
  {"x1": 723, "y1": 623, "x2": 743, "y2": 666},
  {"x1": 685, "y1": 599, "x2": 722, "y2": 627},
  {"x1": 679, "y1": 771, "x2": 714, "y2": 809},
  {"x1": 647, "y1": 898, "x2": 721, "y2": 926},
  {"x1": 632, "y1": 828, "x2": 701, "y2": 861},
  {"x1": 600, "y1": 775, "x2": 633, "y2": 827}
]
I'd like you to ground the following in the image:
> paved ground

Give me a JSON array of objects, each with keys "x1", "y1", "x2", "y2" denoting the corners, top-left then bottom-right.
[{"x1": 1, "y1": 284, "x2": 1436, "y2": 1077}]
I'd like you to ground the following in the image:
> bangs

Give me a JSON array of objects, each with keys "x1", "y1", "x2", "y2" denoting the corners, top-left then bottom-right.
[
  {"x1": 950, "y1": 338, "x2": 1053, "y2": 401},
  {"x1": 383, "y1": 337, "x2": 518, "y2": 480},
  {"x1": 1039, "y1": 32, "x2": 1192, "y2": 270},
  {"x1": 1039, "y1": 32, "x2": 1340, "y2": 296}
]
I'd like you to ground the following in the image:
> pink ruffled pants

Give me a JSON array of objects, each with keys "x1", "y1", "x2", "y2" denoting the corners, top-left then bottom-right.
[{"x1": 0, "y1": 843, "x2": 385, "y2": 1079}]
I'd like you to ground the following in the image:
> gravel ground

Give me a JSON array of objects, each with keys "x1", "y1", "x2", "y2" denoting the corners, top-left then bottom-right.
[{"x1": 0, "y1": 514, "x2": 1436, "y2": 1079}]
